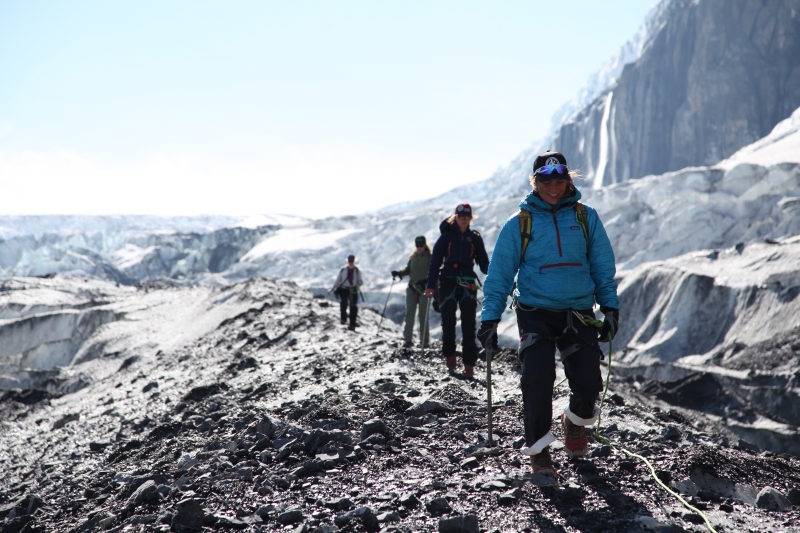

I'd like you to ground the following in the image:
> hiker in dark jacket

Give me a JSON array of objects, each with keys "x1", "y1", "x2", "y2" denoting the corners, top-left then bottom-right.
[
  {"x1": 392, "y1": 235, "x2": 432, "y2": 348},
  {"x1": 477, "y1": 151, "x2": 619, "y2": 479},
  {"x1": 332, "y1": 254, "x2": 363, "y2": 331},
  {"x1": 425, "y1": 203, "x2": 489, "y2": 377}
]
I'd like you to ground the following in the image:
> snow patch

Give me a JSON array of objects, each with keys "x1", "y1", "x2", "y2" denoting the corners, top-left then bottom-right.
[
  {"x1": 236, "y1": 214, "x2": 307, "y2": 229},
  {"x1": 112, "y1": 244, "x2": 158, "y2": 271},
  {"x1": 241, "y1": 228, "x2": 365, "y2": 260}
]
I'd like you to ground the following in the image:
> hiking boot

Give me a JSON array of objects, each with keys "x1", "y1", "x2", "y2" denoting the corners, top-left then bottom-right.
[
  {"x1": 340, "y1": 319, "x2": 346, "y2": 325},
  {"x1": 463, "y1": 365, "x2": 474, "y2": 378},
  {"x1": 444, "y1": 355, "x2": 457, "y2": 370},
  {"x1": 561, "y1": 412, "x2": 588, "y2": 458},
  {"x1": 348, "y1": 324, "x2": 356, "y2": 331},
  {"x1": 403, "y1": 341, "x2": 413, "y2": 348},
  {"x1": 530, "y1": 447, "x2": 558, "y2": 477}
]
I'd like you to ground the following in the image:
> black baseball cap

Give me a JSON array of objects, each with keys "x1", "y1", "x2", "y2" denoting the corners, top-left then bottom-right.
[
  {"x1": 532, "y1": 151, "x2": 568, "y2": 174},
  {"x1": 347, "y1": 254, "x2": 355, "y2": 263},
  {"x1": 414, "y1": 235, "x2": 426, "y2": 246}
]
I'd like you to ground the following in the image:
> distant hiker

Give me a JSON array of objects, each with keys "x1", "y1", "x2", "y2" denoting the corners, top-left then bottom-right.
[
  {"x1": 477, "y1": 151, "x2": 619, "y2": 478},
  {"x1": 425, "y1": 203, "x2": 489, "y2": 377},
  {"x1": 391, "y1": 235, "x2": 432, "y2": 348},
  {"x1": 332, "y1": 254, "x2": 363, "y2": 331}
]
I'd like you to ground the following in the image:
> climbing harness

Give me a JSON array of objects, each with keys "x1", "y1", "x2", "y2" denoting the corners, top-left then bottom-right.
[
  {"x1": 439, "y1": 276, "x2": 481, "y2": 306},
  {"x1": 553, "y1": 314, "x2": 718, "y2": 533},
  {"x1": 515, "y1": 307, "x2": 599, "y2": 364},
  {"x1": 378, "y1": 277, "x2": 396, "y2": 332}
]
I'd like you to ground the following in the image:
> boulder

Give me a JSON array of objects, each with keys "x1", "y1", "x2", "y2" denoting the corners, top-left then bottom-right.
[
  {"x1": 277, "y1": 508, "x2": 305, "y2": 525},
  {"x1": 127, "y1": 480, "x2": 158, "y2": 505},
  {"x1": 334, "y1": 506, "x2": 378, "y2": 529},
  {"x1": 404, "y1": 400, "x2": 454, "y2": 417},
  {"x1": 360, "y1": 419, "x2": 390, "y2": 441},
  {"x1": 787, "y1": 487, "x2": 800, "y2": 506},
  {"x1": 171, "y1": 498, "x2": 206, "y2": 531},
  {"x1": 425, "y1": 497, "x2": 452, "y2": 515},
  {"x1": 756, "y1": 487, "x2": 791, "y2": 511},
  {"x1": 497, "y1": 488, "x2": 521, "y2": 505},
  {"x1": 438, "y1": 514, "x2": 478, "y2": 533},
  {"x1": 398, "y1": 493, "x2": 419, "y2": 509}
]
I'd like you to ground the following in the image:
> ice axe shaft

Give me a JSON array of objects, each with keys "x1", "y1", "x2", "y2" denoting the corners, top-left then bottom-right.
[
  {"x1": 486, "y1": 347, "x2": 494, "y2": 446},
  {"x1": 483, "y1": 322, "x2": 499, "y2": 447},
  {"x1": 378, "y1": 277, "x2": 396, "y2": 332},
  {"x1": 421, "y1": 292, "x2": 433, "y2": 351}
]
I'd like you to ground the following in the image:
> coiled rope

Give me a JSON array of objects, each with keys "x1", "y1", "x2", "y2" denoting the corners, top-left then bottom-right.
[{"x1": 553, "y1": 314, "x2": 718, "y2": 533}]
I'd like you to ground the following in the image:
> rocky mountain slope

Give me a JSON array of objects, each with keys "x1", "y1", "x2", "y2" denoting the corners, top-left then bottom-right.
[
  {"x1": 553, "y1": 0, "x2": 800, "y2": 188},
  {"x1": 386, "y1": 0, "x2": 800, "y2": 206},
  {"x1": 612, "y1": 236, "x2": 800, "y2": 456},
  {"x1": 1, "y1": 276, "x2": 799, "y2": 533}
]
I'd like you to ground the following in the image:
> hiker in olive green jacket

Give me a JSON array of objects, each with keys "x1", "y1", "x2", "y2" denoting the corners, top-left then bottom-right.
[{"x1": 391, "y1": 235, "x2": 432, "y2": 348}]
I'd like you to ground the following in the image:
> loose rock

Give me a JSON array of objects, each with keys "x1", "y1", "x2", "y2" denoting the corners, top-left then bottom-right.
[
  {"x1": 438, "y1": 514, "x2": 479, "y2": 533},
  {"x1": 756, "y1": 486, "x2": 792, "y2": 511},
  {"x1": 277, "y1": 508, "x2": 305, "y2": 525},
  {"x1": 127, "y1": 480, "x2": 158, "y2": 505},
  {"x1": 361, "y1": 419, "x2": 390, "y2": 441},
  {"x1": 496, "y1": 488, "x2": 521, "y2": 505},
  {"x1": 426, "y1": 497, "x2": 452, "y2": 515},
  {"x1": 171, "y1": 498, "x2": 206, "y2": 531}
]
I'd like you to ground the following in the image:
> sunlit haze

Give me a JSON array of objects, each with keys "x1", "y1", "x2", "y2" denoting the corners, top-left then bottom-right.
[{"x1": 0, "y1": 1, "x2": 655, "y2": 218}]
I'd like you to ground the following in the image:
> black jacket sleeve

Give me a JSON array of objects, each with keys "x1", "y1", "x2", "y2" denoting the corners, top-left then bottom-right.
[
  {"x1": 474, "y1": 232, "x2": 490, "y2": 275},
  {"x1": 427, "y1": 234, "x2": 447, "y2": 289}
]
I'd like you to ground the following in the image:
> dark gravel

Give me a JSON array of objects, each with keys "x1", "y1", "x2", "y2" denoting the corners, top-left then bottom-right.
[{"x1": 1, "y1": 278, "x2": 799, "y2": 533}]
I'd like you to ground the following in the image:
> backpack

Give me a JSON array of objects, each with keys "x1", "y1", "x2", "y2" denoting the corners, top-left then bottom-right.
[{"x1": 518, "y1": 202, "x2": 589, "y2": 266}]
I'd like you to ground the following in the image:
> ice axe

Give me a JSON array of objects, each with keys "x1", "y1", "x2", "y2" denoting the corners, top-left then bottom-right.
[
  {"x1": 482, "y1": 323, "x2": 499, "y2": 447},
  {"x1": 378, "y1": 276, "x2": 396, "y2": 332}
]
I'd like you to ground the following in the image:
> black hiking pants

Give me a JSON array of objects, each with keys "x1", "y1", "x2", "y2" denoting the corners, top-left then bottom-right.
[
  {"x1": 439, "y1": 277, "x2": 479, "y2": 366},
  {"x1": 516, "y1": 307, "x2": 603, "y2": 448},
  {"x1": 337, "y1": 288, "x2": 358, "y2": 328}
]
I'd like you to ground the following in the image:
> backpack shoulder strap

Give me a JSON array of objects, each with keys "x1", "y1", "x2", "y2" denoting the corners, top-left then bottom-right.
[
  {"x1": 518, "y1": 210, "x2": 532, "y2": 267},
  {"x1": 575, "y1": 202, "x2": 589, "y2": 254}
]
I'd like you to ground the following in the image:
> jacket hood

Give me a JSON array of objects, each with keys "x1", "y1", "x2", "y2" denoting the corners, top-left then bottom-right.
[
  {"x1": 520, "y1": 187, "x2": 583, "y2": 213},
  {"x1": 439, "y1": 218, "x2": 453, "y2": 233}
]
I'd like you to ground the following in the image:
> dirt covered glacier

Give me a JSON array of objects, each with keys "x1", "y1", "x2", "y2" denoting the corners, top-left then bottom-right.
[{"x1": 1, "y1": 276, "x2": 799, "y2": 533}]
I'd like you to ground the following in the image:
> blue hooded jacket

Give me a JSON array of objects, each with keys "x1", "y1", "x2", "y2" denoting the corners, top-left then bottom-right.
[{"x1": 481, "y1": 187, "x2": 618, "y2": 321}]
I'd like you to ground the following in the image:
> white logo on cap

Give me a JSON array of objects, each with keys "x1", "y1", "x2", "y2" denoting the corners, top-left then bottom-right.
[
  {"x1": 457, "y1": 205, "x2": 464, "y2": 212},
  {"x1": 545, "y1": 157, "x2": 560, "y2": 166}
]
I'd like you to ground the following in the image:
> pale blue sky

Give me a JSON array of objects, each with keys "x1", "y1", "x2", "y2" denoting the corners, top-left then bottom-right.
[{"x1": 0, "y1": 1, "x2": 655, "y2": 218}]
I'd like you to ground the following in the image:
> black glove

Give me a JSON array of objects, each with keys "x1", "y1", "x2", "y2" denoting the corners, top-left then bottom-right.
[
  {"x1": 391, "y1": 270, "x2": 400, "y2": 279},
  {"x1": 599, "y1": 307, "x2": 619, "y2": 342},
  {"x1": 477, "y1": 320, "x2": 499, "y2": 351}
]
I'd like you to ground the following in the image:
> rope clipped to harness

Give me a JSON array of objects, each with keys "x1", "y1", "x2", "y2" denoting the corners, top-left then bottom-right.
[{"x1": 553, "y1": 313, "x2": 718, "y2": 533}]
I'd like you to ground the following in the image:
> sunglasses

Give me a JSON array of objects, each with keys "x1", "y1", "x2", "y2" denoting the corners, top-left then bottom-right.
[
  {"x1": 534, "y1": 164, "x2": 569, "y2": 175},
  {"x1": 534, "y1": 164, "x2": 569, "y2": 182}
]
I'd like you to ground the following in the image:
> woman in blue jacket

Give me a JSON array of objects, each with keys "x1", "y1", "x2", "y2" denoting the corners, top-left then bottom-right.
[{"x1": 477, "y1": 151, "x2": 619, "y2": 478}]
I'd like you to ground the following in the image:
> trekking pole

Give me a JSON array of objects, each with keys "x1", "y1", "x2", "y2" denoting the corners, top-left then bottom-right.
[
  {"x1": 482, "y1": 323, "x2": 498, "y2": 447},
  {"x1": 378, "y1": 277, "x2": 396, "y2": 332},
  {"x1": 420, "y1": 293, "x2": 433, "y2": 353}
]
